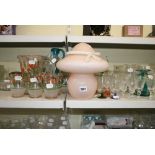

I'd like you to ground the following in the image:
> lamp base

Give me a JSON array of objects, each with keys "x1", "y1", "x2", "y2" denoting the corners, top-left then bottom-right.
[{"x1": 67, "y1": 73, "x2": 97, "y2": 99}]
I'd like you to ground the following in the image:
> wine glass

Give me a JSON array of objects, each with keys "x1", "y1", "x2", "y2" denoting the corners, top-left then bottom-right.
[
  {"x1": 146, "y1": 75, "x2": 155, "y2": 99},
  {"x1": 124, "y1": 64, "x2": 137, "y2": 98},
  {"x1": 118, "y1": 72, "x2": 128, "y2": 98}
]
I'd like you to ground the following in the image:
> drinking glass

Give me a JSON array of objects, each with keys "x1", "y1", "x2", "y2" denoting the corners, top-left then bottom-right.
[
  {"x1": 11, "y1": 74, "x2": 26, "y2": 97},
  {"x1": 111, "y1": 66, "x2": 122, "y2": 97},
  {"x1": 96, "y1": 72, "x2": 104, "y2": 94},
  {"x1": 43, "y1": 73, "x2": 61, "y2": 98},
  {"x1": 118, "y1": 72, "x2": 128, "y2": 97},
  {"x1": 146, "y1": 75, "x2": 155, "y2": 99},
  {"x1": 124, "y1": 64, "x2": 137, "y2": 97},
  {"x1": 28, "y1": 76, "x2": 43, "y2": 98}
]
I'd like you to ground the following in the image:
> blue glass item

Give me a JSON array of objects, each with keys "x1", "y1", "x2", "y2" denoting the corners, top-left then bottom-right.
[
  {"x1": 141, "y1": 82, "x2": 150, "y2": 96},
  {"x1": 134, "y1": 69, "x2": 150, "y2": 96},
  {"x1": 49, "y1": 48, "x2": 65, "y2": 75},
  {"x1": 50, "y1": 48, "x2": 65, "y2": 60}
]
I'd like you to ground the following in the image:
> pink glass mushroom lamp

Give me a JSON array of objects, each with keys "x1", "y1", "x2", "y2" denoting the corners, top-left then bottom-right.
[{"x1": 56, "y1": 43, "x2": 109, "y2": 99}]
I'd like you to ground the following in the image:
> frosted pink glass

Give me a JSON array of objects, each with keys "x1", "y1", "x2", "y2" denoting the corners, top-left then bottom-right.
[
  {"x1": 67, "y1": 74, "x2": 97, "y2": 99},
  {"x1": 56, "y1": 55, "x2": 109, "y2": 73},
  {"x1": 56, "y1": 42, "x2": 109, "y2": 73},
  {"x1": 72, "y1": 42, "x2": 95, "y2": 52},
  {"x1": 56, "y1": 43, "x2": 109, "y2": 99}
]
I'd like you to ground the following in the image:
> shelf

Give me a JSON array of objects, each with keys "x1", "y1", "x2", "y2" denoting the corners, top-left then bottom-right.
[
  {"x1": 66, "y1": 95, "x2": 155, "y2": 109},
  {"x1": 0, "y1": 35, "x2": 154, "y2": 49},
  {"x1": 1, "y1": 91, "x2": 155, "y2": 109},
  {"x1": 67, "y1": 35, "x2": 155, "y2": 49},
  {"x1": 0, "y1": 35, "x2": 65, "y2": 47},
  {"x1": 0, "y1": 35, "x2": 155, "y2": 110},
  {"x1": 0, "y1": 91, "x2": 64, "y2": 109}
]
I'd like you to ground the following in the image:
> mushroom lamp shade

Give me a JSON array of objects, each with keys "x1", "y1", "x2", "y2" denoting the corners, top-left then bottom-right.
[
  {"x1": 56, "y1": 43, "x2": 109, "y2": 74},
  {"x1": 56, "y1": 43, "x2": 109, "y2": 99}
]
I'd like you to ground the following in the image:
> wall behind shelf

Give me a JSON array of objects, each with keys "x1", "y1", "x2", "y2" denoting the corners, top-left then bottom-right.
[
  {"x1": 16, "y1": 25, "x2": 152, "y2": 37},
  {"x1": 97, "y1": 48, "x2": 155, "y2": 65},
  {"x1": 16, "y1": 25, "x2": 83, "y2": 35}
]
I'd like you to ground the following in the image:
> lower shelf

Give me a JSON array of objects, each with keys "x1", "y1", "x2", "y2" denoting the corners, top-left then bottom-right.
[
  {"x1": 0, "y1": 114, "x2": 70, "y2": 129},
  {"x1": 66, "y1": 95, "x2": 155, "y2": 109},
  {"x1": 1, "y1": 91, "x2": 155, "y2": 109},
  {"x1": 0, "y1": 91, "x2": 64, "y2": 109}
]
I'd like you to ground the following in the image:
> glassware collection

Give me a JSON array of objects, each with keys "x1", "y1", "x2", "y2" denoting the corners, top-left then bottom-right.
[
  {"x1": 0, "y1": 48, "x2": 66, "y2": 98},
  {"x1": 0, "y1": 43, "x2": 155, "y2": 129},
  {"x1": 96, "y1": 64, "x2": 155, "y2": 100},
  {"x1": 0, "y1": 52, "x2": 155, "y2": 100},
  {"x1": 0, "y1": 114, "x2": 70, "y2": 129},
  {"x1": 81, "y1": 114, "x2": 155, "y2": 129},
  {"x1": 0, "y1": 43, "x2": 154, "y2": 100}
]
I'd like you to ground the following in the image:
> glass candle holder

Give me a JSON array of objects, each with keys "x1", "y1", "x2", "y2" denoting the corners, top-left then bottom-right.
[
  {"x1": 43, "y1": 74, "x2": 61, "y2": 98},
  {"x1": 11, "y1": 75, "x2": 26, "y2": 97},
  {"x1": 28, "y1": 77, "x2": 43, "y2": 98}
]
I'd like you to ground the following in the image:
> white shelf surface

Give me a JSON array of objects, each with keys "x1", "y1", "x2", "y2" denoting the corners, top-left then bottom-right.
[
  {"x1": 0, "y1": 35, "x2": 65, "y2": 43},
  {"x1": 0, "y1": 91, "x2": 64, "y2": 109},
  {"x1": 66, "y1": 95, "x2": 155, "y2": 109},
  {"x1": 67, "y1": 35, "x2": 155, "y2": 45}
]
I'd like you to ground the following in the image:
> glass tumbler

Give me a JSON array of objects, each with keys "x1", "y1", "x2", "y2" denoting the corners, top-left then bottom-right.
[
  {"x1": 11, "y1": 75, "x2": 26, "y2": 97},
  {"x1": 28, "y1": 76, "x2": 43, "y2": 98},
  {"x1": 43, "y1": 73, "x2": 61, "y2": 98}
]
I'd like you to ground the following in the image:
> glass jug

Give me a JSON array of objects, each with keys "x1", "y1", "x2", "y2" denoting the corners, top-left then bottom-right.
[
  {"x1": 17, "y1": 55, "x2": 47, "y2": 84},
  {"x1": 50, "y1": 48, "x2": 65, "y2": 61}
]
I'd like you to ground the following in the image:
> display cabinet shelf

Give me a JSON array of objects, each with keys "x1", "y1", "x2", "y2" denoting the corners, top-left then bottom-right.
[
  {"x1": 67, "y1": 35, "x2": 155, "y2": 49},
  {"x1": 0, "y1": 35, "x2": 155, "y2": 110},
  {"x1": 0, "y1": 91, "x2": 64, "y2": 109},
  {"x1": 66, "y1": 95, "x2": 155, "y2": 109},
  {"x1": 0, "y1": 35, "x2": 65, "y2": 47}
]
